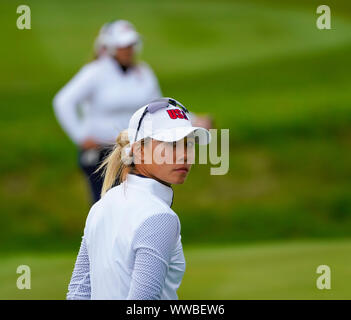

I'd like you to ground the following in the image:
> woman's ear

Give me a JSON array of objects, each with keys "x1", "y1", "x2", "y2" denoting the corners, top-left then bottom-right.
[
  {"x1": 132, "y1": 139, "x2": 149, "y2": 164},
  {"x1": 132, "y1": 143, "x2": 142, "y2": 165}
]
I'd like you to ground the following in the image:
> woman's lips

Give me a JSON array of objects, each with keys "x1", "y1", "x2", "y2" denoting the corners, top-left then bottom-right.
[{"x1": 174, "y1": 167, "x2": 189, "y2": 173}]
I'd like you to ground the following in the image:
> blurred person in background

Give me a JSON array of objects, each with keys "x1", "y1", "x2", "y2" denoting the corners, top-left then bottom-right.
[
  {"x1": 53, "y1": 20, "x2": 162, "y2": 204},
  {"x1": 53, "y1": 19, "x2": 213, "y2": 205}
]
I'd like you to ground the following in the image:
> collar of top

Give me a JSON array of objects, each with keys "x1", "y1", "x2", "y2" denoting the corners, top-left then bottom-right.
[{"x1": 126, "y1": 173, "x2": 174, "y2": 208}]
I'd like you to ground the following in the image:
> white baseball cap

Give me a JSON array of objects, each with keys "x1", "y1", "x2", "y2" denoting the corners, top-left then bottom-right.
[
  {"x1": 127, "y1": 98, "x2": 211, "y2": 153},
  {"x1": 97, "y1": 20, "x2": 140, "y2": 51}
]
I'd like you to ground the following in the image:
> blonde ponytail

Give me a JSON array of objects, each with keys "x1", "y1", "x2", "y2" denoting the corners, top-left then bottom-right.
[{"x1": 95, "y1": 129, "x2": 133, "y2": 197}]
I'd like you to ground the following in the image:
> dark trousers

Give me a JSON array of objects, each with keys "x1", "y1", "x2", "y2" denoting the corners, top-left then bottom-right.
[{"x1": 78, "y1": 147, "x2": 111, "y2": 204}]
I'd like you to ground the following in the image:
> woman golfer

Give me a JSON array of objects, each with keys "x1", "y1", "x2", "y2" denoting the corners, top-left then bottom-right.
[
  {"x1": 53, "y1": 20, "x2": 162, "y2": 204},
  {"x1": 66, "y1": 97, "x2": 211, "y2": 299}
]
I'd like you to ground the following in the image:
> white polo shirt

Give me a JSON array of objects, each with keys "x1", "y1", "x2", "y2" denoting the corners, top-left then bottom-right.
[
  {"x1": 83, "y1": 173, "x2": 186, "y2": 299},
  {"x1": 53, "y1": 56, "x2": 162, "y2": 145}
]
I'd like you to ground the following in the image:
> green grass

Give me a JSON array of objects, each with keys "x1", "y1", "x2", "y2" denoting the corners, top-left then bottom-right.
[
  {"x1": 1, "y1": 239, "x2": 350, "y2": 299},
  {"x1": 1, "y1": 0, "x2": 351, "y2": 249}
]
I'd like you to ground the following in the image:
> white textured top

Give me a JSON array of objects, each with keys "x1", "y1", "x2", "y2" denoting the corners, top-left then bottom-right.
[
  {"x1": 53, "y1": 56, "x2": 162, "y2": 145},
  {"x1": 68, "y1": 174, "x2": 186, "y2": 300},
  {"x1": 67, "y1": 213, "x2": 181, "y2": 300}
]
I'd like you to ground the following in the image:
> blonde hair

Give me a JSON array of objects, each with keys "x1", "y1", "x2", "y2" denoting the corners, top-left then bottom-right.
[
  {"x1": 95, "y1": 130, "x2": 133, "y2": 197},
  {"x1": 95, "y1": 129, "x2": 149, "y2": 197}
]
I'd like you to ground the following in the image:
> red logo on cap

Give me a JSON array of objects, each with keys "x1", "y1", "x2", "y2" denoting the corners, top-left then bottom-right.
[{"x1": 167, "y1": 109, "x2": 188, "y2": 120}]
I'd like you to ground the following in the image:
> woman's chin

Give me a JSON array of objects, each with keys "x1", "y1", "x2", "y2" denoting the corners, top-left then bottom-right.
[{"x1": 169, "y1": 171, "x2": 189, "y2": 184}]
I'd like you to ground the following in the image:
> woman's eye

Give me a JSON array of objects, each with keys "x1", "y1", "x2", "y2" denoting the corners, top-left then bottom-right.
[{"x1": 167, "y1": 140, "x2": 194, "y2": 148}]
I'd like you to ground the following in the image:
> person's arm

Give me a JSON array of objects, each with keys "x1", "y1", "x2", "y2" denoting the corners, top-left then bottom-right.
[
  {"x1": 66, "y1": 236, "x2": 91, "y2": 300},
  {"x1": 127, "y1": 213, "x2": 180, "y2": 300},
  {"x1": 53, "y1": 63, "x2": 98, "y2": 145}
]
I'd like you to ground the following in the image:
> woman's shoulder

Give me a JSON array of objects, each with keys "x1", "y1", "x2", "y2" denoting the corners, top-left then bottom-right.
[
  {"x1": 134, "y1": 61, "x2": 156, "y2": 75},
  {"x1": 77, "y1": 56, "x2": 112, "y2": 76},
  {"x1": 85, "y1": 184, "x2": 180, "y2": 237},
  {"x1": 138, "y1": 195, "x2": 180, "y2": 232},
  {"x1": 135, "y1": 188, "x2": 174, "y2": 214}
]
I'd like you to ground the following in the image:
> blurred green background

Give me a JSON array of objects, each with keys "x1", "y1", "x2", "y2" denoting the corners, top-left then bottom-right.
[{"x1": 1, "y1": 0, "x2": 351, "y2": 299}]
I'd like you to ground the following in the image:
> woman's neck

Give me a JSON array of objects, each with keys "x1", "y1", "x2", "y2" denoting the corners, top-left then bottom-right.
[
  {"x1": 114, "y1": 58, "x2": 133, "y2": 73},
  {"x1": 130, "y1": 168, "x2": 172, "y2": 188}
]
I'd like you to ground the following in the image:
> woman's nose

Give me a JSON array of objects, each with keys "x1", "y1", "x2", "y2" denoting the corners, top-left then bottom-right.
[
  {"x1": 174, "y1": 143, "x2": 194, "y2": 164},
  {"x1": 173, "y1": 143, "x2": 185, "y2": 163}
]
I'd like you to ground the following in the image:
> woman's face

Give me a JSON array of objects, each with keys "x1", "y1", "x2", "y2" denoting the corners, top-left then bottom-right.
[
  {"x1": 114, "y1": 45, "x2": 135, "y2": 67},
  {"x1": 133, "y1": 136, "x2": 196, "y2": 186}
]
